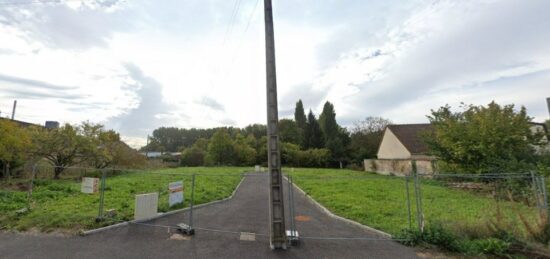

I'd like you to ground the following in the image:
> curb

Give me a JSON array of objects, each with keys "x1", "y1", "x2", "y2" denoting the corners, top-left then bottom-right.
[
  {"x1": 81, "y1": 176, "x2": 247, "y2": 236},
  {"x1": 284, "y1": 176, "x2": 392, "y2": 239}
]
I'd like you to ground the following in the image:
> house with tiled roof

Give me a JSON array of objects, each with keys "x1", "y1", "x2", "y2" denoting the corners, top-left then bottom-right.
[{"x1": 365, "y1": 122, "x2": 549, "y2": 176}]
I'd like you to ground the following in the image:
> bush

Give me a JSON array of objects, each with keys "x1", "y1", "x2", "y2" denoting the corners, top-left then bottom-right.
[{"x1": 396, "y1": 223, "x2": 511, "y2": 256}]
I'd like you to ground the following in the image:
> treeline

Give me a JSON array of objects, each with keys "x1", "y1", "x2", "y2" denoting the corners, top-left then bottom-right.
[
  {"x1": 143, "y1": 100, "x2": 392, "y2": 168},
  {"x1": 0, "y1": 120, "x2": 146, "y2": 179}
]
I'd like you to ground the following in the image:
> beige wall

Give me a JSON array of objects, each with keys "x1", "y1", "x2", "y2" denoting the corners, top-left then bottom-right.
[
  {"x1": 364, "y1": 159, "x2": 435, "y2": 176},
  {"x1": 377, "y1": 128, "x2": 411, "y2": 159}
]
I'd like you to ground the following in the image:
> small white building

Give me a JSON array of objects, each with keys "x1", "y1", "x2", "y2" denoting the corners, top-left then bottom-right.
[{"x1": 365, "y1": 124, "x2": 435, "y2": 176}]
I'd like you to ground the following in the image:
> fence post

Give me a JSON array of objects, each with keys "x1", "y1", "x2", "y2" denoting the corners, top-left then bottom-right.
[
  {"x1": 289, "y1": 175, "x2": 296, "y2": 233},
  {"x1": 412, "y1": 160, "x2": 424, "y2": 232},
  {"x1": 96, "y1": 169, "x2": 107, "y2": 222},
  {"x1": 27, "y1": 164, "x2": 37, "y2": 209},
  {"x1": 539, "y1": 176, "x2": 549, "y2": 222},
  {"x1": 530, "y1": 171, "x2": 543, "y2": 209},
  {"x1": 405, "y1": 176, "x2": 412, "y2": 230},
  {"x1": 188, "y1": 174, "x2": 196, "y2": 229}
]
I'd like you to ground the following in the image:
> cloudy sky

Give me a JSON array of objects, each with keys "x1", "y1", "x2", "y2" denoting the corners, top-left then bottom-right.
[{"x1": 1, "y1": 0, "x2": 549, "y2": 147}]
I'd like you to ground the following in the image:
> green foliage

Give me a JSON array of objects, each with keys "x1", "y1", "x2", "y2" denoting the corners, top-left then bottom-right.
[
  {"x1": 305, "y1": 110, "x2": 324, "y2": 149},
  {"x1": 349, "y1": 116, "x2": 392, "y2": 163},
  {"x1": 206, "y1": 129, "x2": 236, "y2": 165},
  {"x1": 0, "y1": 167, "x2": 246, "y2": 231},
  {"x1": 279, "y1": 119, "x2": 301, "y2": 145},
  {"x1": 33, "y1": 124, "x2": 84, "y2": 179},
  {"x1": 0, "y1": 119, "x2": 32, "y2": 178},
  {"x1": 294, "y1": 99, "x2": 307, "y2": 148},
  {"x1": 426, "y1": 101, "x2": 545, "y2": 174},
  {"x1": 395, "y1": 224, "x2": 511, "y2": 256},
  {"x1": 233, "y1": 134, "x2": 256, "y2": 166},
  {"x1": 181, "y1": 138, "x2": 208, "y2": 166}
]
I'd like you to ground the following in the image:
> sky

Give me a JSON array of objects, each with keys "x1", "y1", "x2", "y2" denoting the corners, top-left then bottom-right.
[{"x1": 0, "y1": 0, "x2": 549, "y2": 148}]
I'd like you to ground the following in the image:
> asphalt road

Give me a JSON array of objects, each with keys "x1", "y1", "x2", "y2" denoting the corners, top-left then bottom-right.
[{"x1": 0, "y1": 173, "x2": 418, "y2": 259}]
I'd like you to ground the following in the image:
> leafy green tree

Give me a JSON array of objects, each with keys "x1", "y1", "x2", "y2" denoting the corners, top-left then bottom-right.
[
  {"x1": 279, "y1": 119, "x2": 301, "y2": 145},
  {"x1": 281, "y1": 142, "x2": 300, "y2": 166},
  {"x1": 206, "y1": 129, "x2": 235, "y2": 165},
  {"x1": 233, "y1": 134, "x2": 256, "y2": 166},
  {"x1": 294, "y1": 99, "x2": 307, "y2": 148},
  {"x1": 426, "y1": 101, "x2": 545, "y2": 174},
  {"x1": 319, "y1": 101, "x2": 347, "y2": 167},
  {"x1": 350, "y1": 116, "x2": 392, "y2": 163},
  {"x1": 304, "y1": 110, "x2": 324, "y2": 149},
  {"x1": 33, "y1": 124, "x2": 85, "y2": 179},
  {"x1": 0, "y1": 120, "x2": 31, "y2": 178}
]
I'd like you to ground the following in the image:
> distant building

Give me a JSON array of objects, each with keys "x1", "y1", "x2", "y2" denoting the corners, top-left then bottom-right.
[
  {"x1": 376, "y1": 124, "x2": 434, "y2": 160},
  {"x1": 45, "y1": 121, "x2": 60, "y2": 129}
]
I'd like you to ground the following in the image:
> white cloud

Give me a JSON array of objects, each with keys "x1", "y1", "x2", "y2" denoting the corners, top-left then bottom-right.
[{"x1": 0, "y1": 0, "x2": 549, "y2": 149}]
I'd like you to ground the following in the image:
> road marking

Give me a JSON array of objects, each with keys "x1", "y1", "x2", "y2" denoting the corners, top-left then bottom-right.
[{"x1": 239, "y1": 232, "x2": 256, "y2": 241}]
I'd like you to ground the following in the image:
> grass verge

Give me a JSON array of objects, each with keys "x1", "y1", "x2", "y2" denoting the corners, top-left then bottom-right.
[{"x1": 0, "y1": 167, "x2": 249, "y2": 232}]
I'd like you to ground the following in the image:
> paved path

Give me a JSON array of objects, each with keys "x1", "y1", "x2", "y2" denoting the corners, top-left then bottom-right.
[{"x1": 0, "y1": 174, "x2": 418, "y2": 258}]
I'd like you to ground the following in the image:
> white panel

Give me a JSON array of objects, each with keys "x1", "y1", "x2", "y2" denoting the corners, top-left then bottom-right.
[{"x1": 134, "y1": 192, "x2": 159, "y2": 221}]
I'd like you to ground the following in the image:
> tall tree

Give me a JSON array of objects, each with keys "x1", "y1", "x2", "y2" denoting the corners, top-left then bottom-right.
[
  {"x1": 33, "y1": 124, "x2": 85, "y2": 179},
  {"x1": 426, "y1": 101, "x2": 545, "y2": 174},
  {"x1": 319, "y1": 101, "x2": 346, "y2": 167},
  {"x1": 206, "y1": 129, "x2": 235, "y2": 165},
  {"x1": 294, "y1": 100, "x2": 307, "y2": 148},
  {"x1": 305, "y1": 110, "x2": 324, "y2": 149},
  {"x1": 278, "y1": 119, "x2": 301, "y2": 145}
]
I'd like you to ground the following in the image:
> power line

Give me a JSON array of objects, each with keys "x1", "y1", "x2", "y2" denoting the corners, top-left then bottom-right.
[
  {"x1": 0, "y1": 0, "x2": 81, "y2": 6},
  {"x1": 222, "y1": 0, "x2": 242, "y2": 45}
]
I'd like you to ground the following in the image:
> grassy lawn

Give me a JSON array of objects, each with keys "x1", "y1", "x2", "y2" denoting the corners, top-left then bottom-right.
[
  {"x1": 0, "y1": 167, "x2": 249, "y2": 232},
  {"x1": 286, "y1": 168, "x2": 543, "y2": 239}
]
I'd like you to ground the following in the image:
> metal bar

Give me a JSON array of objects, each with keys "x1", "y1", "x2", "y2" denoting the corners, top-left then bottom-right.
[
  {"x1": 539, "y1": 176, "x2": 549, "y2": 222},
  {"x1": 27, "y1": 164, "x2": 37, "y2": 208},
  {"x1": 97, "y1": 169, "x2": 106, "y2": 220},
  {"x1": 290, "y1": 175, "x2": 296, "y2": 232},
  {"x1": 412, "y1": 161, "x2": 424, "y2": 232},
  {"x1": 405, "y1": 176, "x2": 412, "y2": 230},
  {"x1": 264, "y1": 0, "x2": 287, "y2": 249},
  {"x1": 530, "y1": 172, "x2": 542, "y2": 209},
  {"x1": 189, "y1": 174, "x2": 196, "y2": 228}
]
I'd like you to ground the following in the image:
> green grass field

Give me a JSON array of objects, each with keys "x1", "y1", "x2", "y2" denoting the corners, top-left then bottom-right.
[
  {"x1": 286, "y1": 168, "x2": 543, "y2": 239},
  {"x1": 0, "y1": 167, "x2": 248, "y2": 232}
]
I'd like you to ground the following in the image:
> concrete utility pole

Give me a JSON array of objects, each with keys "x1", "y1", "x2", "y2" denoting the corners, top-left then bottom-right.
[
  {"x1": 11, "y1": 100, "x2": 17, "y2": 120},
  {"x1": 263, "y1": 0, "x2": 287, "y2": 249}
]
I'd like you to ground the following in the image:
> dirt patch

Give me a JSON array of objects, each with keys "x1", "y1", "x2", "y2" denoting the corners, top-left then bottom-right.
[
  {"x1": 295, "y1": 215, "x2": 311, "y2": 222},
  {"x1": 0, "y1": 182, "x2": 30, "y2": 191}
]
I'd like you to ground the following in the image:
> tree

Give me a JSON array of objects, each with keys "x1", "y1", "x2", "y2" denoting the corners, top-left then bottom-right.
[
  {"x1": 319, "y1": 101, "x2": 346, "y2": 167},
  {"x1": 0, "y1": 120, "x2": 31, "y2": 179},
  {"x1": 206, "y1": 129, "x2": 235, "y2": 165},
  {"x1": 279, "y1": 119, "x2": 301, "y2": 145},
  {"x1": 350, "y1": 116, "x2": 392, "y2": 163},
  {"x1": 304, "y1": 110, "x2": 324, "y2": 149},
  {"x1": 33, "y1": 124, "x2": 85, "y2": 179},
  {"x1": 233, "y1": 134, "x2": 256, "y2": 166},
  {"x1": 426, "y1": 101, "x2": 545, "y2": 174},
  {"x1": 294, "y1": 100, "x2": 307, "y2": 148}
]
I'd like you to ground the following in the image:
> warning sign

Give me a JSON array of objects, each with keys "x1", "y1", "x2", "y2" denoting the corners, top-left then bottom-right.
[
  {"x1": 168, "y1": 181, "x2": 184, "y2": 207},
  {"x1": 81, "y1": 177, "x2": 99, "y2": 194}
]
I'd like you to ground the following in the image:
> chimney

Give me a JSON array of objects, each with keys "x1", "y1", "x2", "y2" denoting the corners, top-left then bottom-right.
[{"x1": 11, "y1": 100, "x2": 17, "y2": 120}]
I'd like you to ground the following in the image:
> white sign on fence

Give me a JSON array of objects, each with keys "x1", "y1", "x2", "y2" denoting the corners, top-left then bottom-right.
[
  {"x1": 135, "y1": 192, "x2": 159, "y2": 220},
  {"x1": 81, "y1": 177, "x2": 99, "y2": 194},
  {"x1": 168, "y1": 181, "x2": 184, "y2": 207}
]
